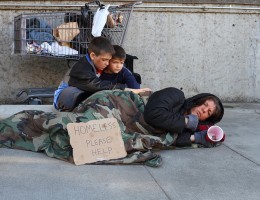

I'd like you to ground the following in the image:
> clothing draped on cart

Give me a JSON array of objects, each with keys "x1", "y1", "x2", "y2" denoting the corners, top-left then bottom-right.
[
  {"x1": 26, "y1": 18, "x2": 53, "y2": 44},
  {"x1": 92, "y1": 5, "x2": 110, "y2": 37},
  {"x1": 40, "y1": 42, "x2": 78, "y2": 56}
]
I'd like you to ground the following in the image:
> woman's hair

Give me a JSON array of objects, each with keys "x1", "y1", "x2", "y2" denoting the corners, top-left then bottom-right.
[{"x1": 195, "y1": 96, "x2": 222, "y2": 120}]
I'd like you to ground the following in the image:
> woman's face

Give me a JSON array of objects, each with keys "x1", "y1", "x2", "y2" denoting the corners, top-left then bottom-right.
[{"x1": 190, "y1": 99, "x2": 216, "y2": 121}]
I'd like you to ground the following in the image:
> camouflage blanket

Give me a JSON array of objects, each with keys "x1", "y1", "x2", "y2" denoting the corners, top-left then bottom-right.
[{"x1": 0, "y1": 90, "x2": 196, "y2": 167}]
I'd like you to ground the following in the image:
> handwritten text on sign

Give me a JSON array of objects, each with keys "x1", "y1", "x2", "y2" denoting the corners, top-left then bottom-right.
[{"x1": 67, "y1": 118, "x2": 127, "y2": 165}]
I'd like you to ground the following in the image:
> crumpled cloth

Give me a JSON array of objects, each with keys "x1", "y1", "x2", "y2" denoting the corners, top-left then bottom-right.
[
  {"x1": 40, "y1": 42, "x2": 78, "y2": 56},
  {"x1": 26, "y1": 18, "x2": 53, "y2": 44}
]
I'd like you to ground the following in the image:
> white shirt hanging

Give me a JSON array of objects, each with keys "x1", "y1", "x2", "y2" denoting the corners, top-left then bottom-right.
[{"x1": 91, "y1": 5, "x2": 110, "y2": 37}]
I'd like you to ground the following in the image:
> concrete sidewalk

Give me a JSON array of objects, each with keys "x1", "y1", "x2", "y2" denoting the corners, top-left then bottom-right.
[{"x1": 0, "y1": 104, "x2": 259, "y2": 200}]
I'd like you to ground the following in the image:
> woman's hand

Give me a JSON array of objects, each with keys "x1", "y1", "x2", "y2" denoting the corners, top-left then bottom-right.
[
  {"x1": 125, "y1": 88, "x2": 152, "y2": 94},
  {"x1": 185, "y1": 114, "x2": 199, "y2": 131}
]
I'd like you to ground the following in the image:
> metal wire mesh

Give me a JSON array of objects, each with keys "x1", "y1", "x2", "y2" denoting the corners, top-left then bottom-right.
[{"x1": 14, "y1": 2, "x2": 138, "y2": 60}]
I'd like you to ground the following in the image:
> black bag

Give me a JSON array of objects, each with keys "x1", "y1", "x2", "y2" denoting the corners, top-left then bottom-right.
[
  {"x1": 125, "y1": 54, "x2": 142, "y2": 84},
  {"x1": 65, "y1": 4, "x2": 94, "y2": 55}
]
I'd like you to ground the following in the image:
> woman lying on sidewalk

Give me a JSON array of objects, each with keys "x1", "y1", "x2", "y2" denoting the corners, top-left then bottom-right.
[{"x1": 0, "y1": 87, "x2": 224, "y2": 167}]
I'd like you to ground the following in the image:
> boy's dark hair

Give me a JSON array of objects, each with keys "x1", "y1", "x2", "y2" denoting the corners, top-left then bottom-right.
[
  {"x1": 88, "y1": 37, "x2": 115, "y2": 56},
  {"x1": 112, "y1": 45, "x2": 126, "y2": 60}
]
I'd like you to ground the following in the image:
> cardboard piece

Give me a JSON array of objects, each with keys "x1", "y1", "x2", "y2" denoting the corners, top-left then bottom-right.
[
  {"x1": 67, "y1": 118, "x2": 127, "y2": 165},
  {"x1": 53, "y1": 22, "x2": 80, "y2": 47}
]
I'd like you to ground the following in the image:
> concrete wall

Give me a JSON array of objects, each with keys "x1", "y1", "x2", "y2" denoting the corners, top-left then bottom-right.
[
  {"x1": 0, "y1": 1, "x2": 259, "y2": 103},
  {"x1": 125, "y1": 9, "x2": 260, "y2": 102}
]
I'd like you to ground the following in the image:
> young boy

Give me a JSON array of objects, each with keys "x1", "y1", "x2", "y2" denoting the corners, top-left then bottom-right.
[
  {"x1": 54, "y1": 36, "x2": 126, "y2": 111},
  {"x1": 100, "y1": 45, "x2": 140, "y2": 89}
]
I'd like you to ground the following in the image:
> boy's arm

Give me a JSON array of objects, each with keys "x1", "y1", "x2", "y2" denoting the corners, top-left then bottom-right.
[
  {"x1": 122, "y1": 68, "x2": 140, "y2": 89},
  {"x1": 69, "y1": 74, "x2": 126, "y2": 92},
  {"x1": 68, "y1": 58, "x2": 126, "y2": 92},
  {"x1": 68, "y1": 61, "x2": 125, "y2": 92}
]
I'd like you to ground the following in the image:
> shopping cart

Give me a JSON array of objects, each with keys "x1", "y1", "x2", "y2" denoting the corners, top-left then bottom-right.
[
  {"x1": 14, "y1": 1, "x2": 142, "y2": 104},
  {"x1": 14, "y1": 0, "x2": 141, "y2": 60}
]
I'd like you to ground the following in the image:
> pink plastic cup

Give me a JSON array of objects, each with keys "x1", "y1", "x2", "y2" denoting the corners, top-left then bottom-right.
[{"x1": 206, "y1": 125, "x2": 224, "y2": 143}]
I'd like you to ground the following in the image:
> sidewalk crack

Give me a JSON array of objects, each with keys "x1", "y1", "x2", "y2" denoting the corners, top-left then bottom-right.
[
  {"x1": 223, "y1": 144, "x2": 260, "y2": 167},
  {"x1": 144, "y1": 166, "x2": 171, "y2": 200}
]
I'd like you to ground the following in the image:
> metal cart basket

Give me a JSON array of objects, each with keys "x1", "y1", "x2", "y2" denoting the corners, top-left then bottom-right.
[{"x1": 14, "y1": 1, "x2": 140, "y2": 60}]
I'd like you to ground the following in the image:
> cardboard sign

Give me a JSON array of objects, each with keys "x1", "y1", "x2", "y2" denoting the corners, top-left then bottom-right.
[{"x1": 67, "y1": 118, "x2": 127, "y2": 165}]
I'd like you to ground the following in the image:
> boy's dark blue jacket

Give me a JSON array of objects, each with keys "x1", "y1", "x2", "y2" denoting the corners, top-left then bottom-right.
[{"x1": 100, "y1": 67, "x2": 140, "y2": 89}]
